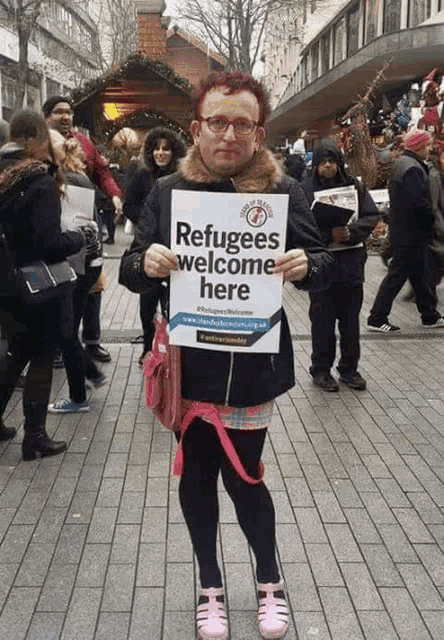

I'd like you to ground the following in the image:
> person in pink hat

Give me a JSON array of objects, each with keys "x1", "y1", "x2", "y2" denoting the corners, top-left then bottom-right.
[{"x1": 368, "y1": 128, "x2": 444, "y2": 331}]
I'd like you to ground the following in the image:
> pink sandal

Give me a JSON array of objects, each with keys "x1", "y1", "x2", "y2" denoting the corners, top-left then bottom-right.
[
  {"x1": 196, "y1": 587, "x2": 228, "y2": 640},
  {"x1": 257, "y1": 582, "x2": 289, "y2": 639}
]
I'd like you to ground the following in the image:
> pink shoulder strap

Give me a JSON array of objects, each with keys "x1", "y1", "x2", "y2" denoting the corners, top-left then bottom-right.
[{"x1": 173, "y1": 402, "x2": 265, "y2": 485}]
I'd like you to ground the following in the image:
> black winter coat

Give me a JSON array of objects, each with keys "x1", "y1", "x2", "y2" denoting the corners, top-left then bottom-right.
[
  {"x1": 0, "y1": 146, "x2": 84, "y2": 342},
  {"x1": 301, "y1": 140, "x2": 379, "y2": 284},
  {"x1": 119, "y1": 145, "x2": 333, "y2": 407},
  {"x1": 389, "y1": 150, "x2": 435, "y2": 247},
  {"x1": 123, "y1": 165, "x2": 175, "y2": 225}
]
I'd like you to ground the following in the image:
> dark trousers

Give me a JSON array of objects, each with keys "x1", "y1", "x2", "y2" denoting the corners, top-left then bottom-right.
[
  {"x1": 369, "y1": 245, "x2": 439, "y2": 325},
  {"x1": 140, "y1": 289, "x2": 161, "y2": 353},
  {"x1": 309, "y1": 283, "x2": 363, "y2": 377},
  {"x1": 82, "y1": 291, "x2": 102, "y2": 345},
  {"x1": 99, "y1": 208, "x2": 115, "y2": 242},
  {"x1": 60, "y1": 268, "x2": 101, "y2": 403},
  {"x1": 178, "y1": 419, "x2": 279, "y2": 589}
]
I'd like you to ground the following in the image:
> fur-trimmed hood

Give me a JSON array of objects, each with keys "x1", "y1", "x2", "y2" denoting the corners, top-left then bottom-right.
[
  {"x1": 0, "y1": 156, "x2": 49, "y2": 196},
  {"x1": 180, "y1": 145, "x2": 284, "y2": 192}
]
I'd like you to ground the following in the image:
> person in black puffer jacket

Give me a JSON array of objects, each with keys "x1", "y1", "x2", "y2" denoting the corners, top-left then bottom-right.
[
  {"x1": 123, "y1": 127, "x2": 186, "y2": 365},
  {"x1": 0, "y1": 111, "x2": 84, "y2": 459},
  {"x1": 301, "y1": 139, "x2": 379, "y2": 392}
]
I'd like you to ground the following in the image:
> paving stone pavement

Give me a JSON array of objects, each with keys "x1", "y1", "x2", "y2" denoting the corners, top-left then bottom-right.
[{"x1": 1, "y1": 226, "x2": 444, "y2": 639}]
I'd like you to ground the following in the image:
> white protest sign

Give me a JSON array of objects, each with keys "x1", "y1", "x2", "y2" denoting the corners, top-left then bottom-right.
[
  {"x1": 369, "y1": 189, "x2": 389, "y2": 212},
  {"x1": 313, "y1": 184, "x2": 359, "y2": 223},
  {"x1": 61, "y1": 184, "x2": 95, "y2": 231},
  {"x1": 169, "y1": 190, "x2": 289, "y2": 353}
]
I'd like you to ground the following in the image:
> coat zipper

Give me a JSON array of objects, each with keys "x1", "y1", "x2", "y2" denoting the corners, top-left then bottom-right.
[{"x1": 271, "y1": 355, "x2": 275, "y2": 372}]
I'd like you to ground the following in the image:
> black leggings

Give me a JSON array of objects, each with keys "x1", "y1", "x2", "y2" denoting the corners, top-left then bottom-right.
[{"x1": 178, "y1": 418, "x2": 280, "y2": 589}]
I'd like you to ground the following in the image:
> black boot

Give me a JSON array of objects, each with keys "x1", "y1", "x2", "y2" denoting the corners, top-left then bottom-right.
[
  {"x1": 0, "y1": 421, "x2": 16, "y2": 441},
  {"x1": 22, "y1": 424, "x2": 67, "y2": 461}
]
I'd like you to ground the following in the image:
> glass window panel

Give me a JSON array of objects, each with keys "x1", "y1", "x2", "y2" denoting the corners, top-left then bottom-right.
[
  {"x1": 321, "y1": 31, "x2": 330, "y2": 74},
  {"x1": 302, "y1": 55, "x2": 309, "y2": 87},
  {"x1": 347, "y1": 2, "x2": 360, "y2": 56},
  {"x1": 311, "y1": 41, "x2": 319, "y2": 81},
  {"x1": 364, "y1": 0, "x2": 381, "y2": 44},
  {"x1": 408, "y1": 0, "x2": 431, "y2": 27},
  {"x1": 333, "y1": 17, "x2": 345, "y2": 66},
  {"x1": 384, "y1": 0, "x2": 402, "y2": 33}
]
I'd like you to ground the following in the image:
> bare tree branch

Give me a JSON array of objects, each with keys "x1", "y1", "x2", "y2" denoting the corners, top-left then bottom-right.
[{"x1": 176, "y1": 0, "x2": 327, "y2": 74}]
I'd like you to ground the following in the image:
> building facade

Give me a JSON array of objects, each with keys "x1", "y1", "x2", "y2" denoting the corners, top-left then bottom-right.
[
  {"x1": 264, "y1": 0, "x2": 444, "y2": 142},
  {"x1": 0, "y1": 0, "x2": 100, "y2": 119}
]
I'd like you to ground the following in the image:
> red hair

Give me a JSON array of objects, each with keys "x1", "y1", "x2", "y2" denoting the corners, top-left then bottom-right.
[{"x1": 193, "y1": 71, "x2": 271, "y2": 127}]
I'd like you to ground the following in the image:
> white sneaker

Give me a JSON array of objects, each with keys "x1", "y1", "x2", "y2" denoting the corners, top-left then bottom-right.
[
  {"x1": 48, "y1": 398, "x2": 90, "y2": 413},
  {"x1": 367, "y1": 321, "x2": 401, "y2": 332}
]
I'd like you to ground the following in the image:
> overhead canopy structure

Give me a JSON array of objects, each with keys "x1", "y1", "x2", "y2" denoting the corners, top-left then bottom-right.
[{"x1": 70, "y1": 53, "x2": 194, "y2": 142}]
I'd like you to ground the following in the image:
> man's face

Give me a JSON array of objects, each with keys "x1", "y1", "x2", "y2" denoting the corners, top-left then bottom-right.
[
  {"x1": 317, "y1": 157, "x2": 338, "y2": 180},
  {"x1": 190, "y1": 88, "x2": 265, "y2": 177},
  {"x1": 46, "y1": 102, "x2": 73, "y2": 136}
]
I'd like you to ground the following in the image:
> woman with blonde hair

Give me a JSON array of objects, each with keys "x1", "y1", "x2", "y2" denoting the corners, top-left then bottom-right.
[{"x1": 46, "y1": 129, "x2": 107, "y2": 415}]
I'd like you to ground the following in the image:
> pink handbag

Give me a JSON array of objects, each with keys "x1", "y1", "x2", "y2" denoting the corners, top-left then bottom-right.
[{"x1": 143, "y1": 313, "x2": 182, "y2": 431}]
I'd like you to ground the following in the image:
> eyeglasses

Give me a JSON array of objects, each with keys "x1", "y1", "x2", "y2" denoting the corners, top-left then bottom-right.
[
  {"x1": 199, "y1": 116, "x2": 258, "y2": 136},
  {"x1": 52, "y1": 109, "x2": 73, "y2": 116}
]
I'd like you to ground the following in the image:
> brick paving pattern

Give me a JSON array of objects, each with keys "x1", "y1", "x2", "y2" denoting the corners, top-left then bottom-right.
[{"x1": 1, "y1": 226, "x2": 444, "y2": 639}]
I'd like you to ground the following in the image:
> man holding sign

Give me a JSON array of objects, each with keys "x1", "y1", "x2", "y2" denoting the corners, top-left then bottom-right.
[
  {"x1": 120, "y1": 71, "x2": 332, "y2": 640},
  {"x1": 302, "y1": 139, "x2": 379, "y2": 392}
]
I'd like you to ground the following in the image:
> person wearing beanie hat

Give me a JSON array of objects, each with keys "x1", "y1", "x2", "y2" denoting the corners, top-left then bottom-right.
[
  {"x1": 403, "y1": 129, "x2": 432, "y2": 153},
  {"x1": 368, "y1": 128, "x2": 444, "y2": 331},
  {"x1": 42, "y1": 95, "x2": 73, "y2": 120},
  {"x1": 43, "y1": 95, "x2": 123, "y2": 363}
]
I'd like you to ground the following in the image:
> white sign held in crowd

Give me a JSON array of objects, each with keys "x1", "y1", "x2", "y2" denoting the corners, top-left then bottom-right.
[
  {"x1": 369, "y1": 188, "x2": 390, "y2": 213},
  {"x1": 169, "y1": 190, "x2": 289, "y2": 353},
  {"x1": 61, "y1": 184, "x2": 95, "y2": 231},
  {"x1": 313, "y1": 184, "x2": 359, "y2": 223}
]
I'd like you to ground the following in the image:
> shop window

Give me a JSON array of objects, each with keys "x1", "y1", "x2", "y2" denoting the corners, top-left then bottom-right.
[
  {"x1": 408, "y1": 0, "x2": 431, "y2": 27},
  {"x1": 347, "y1": 3, "x2": 360, "y2": 56},
  {"x1": 384, "y1": 0, "x2": 402, "y2": 33}
]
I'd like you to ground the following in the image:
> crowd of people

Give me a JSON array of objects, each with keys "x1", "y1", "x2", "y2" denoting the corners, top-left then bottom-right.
[{"x1": 1, "y1": 69, "x2": 444, "y2": 639}]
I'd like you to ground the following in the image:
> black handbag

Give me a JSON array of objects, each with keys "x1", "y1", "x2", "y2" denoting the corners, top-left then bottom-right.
[{"x1": 0, "y1": 222, "x2": 77, "y2": 304}]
